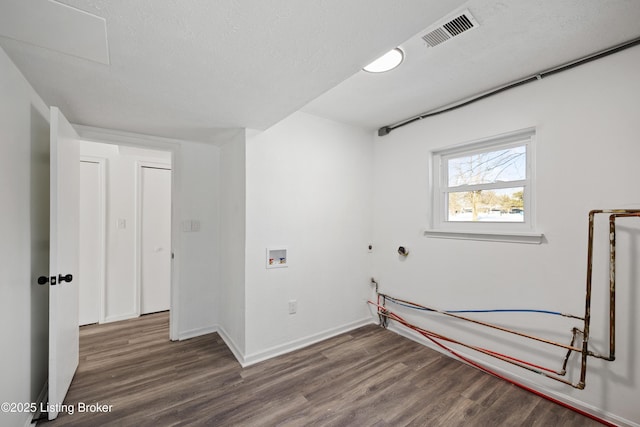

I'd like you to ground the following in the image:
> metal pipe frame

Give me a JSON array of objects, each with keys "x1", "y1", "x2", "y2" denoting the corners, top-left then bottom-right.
[
  {"x1": 579, "y1": 209, "x2": 640, "y2": 388},
  {"x1": 376, "y1": 209, "x2": 640, "y2": 390}
]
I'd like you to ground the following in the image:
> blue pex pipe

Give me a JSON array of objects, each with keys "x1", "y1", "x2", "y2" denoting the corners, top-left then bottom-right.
[
  {"x1": 386, "y1": 297, "x2": 564, "y2": 317},
  {"x1": 448, "y1": 308, "x2": 564, "y2": 316}
]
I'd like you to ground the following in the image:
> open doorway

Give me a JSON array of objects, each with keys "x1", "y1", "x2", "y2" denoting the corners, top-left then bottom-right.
[
  {"x1": 78, "y1": 142, "x2": 173, "y2": 334},
  {"x1": 78, "y1": 157, "x2": 105, "y2": 325}
]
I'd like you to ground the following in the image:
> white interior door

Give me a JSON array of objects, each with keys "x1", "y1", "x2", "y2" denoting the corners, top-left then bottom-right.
[
  {"x1": 140, "y1": 166, "x2": 172, "y2": 314},
  {"x1": 48, "y1": 107, "x2": 80, "y2": 420},
  {"x1": 79, "y1": 160, "x2": 102, "y2": 326}
]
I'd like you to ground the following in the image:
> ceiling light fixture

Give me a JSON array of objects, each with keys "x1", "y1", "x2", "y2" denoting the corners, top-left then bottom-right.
[{"x1": 363, "y1": 48, "x2": 404, "y2": 73}]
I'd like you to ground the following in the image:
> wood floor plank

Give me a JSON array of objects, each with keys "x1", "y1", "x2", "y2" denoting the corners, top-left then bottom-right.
[{"x1": 39, "y1": 312, "x2": 604, "y2": 427}]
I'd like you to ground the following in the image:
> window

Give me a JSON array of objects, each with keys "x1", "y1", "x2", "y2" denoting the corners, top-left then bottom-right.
[{"x1": 428, "y1": 128, "x2": 541, "y2": 243}]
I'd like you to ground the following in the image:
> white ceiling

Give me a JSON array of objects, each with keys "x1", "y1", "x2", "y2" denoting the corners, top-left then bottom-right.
[
  {"x1": 304, "y1": 0, "x2": 640, "y2": 131},
  {"x1": 1, "y1": 0, "x2": 639, "y2": 143}
]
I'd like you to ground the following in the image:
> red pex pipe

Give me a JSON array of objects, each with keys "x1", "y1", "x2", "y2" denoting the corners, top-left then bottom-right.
[
  {"x1": 399, "y1": 314, "x2": 560, "y2": 375},
  {"x1": 369, "y1": 301, "x2": 617, "y2": 427},
  {"x1": 419, "y1": 326, "x2": 617, "y2": 427},
  {"x1": 370, "y1": 301, "x2": 561, "y2": 374}
]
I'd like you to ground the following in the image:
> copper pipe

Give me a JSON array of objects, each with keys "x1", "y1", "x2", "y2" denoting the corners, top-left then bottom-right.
[
  {"x1": 378, "y1": 309, "x2": 580, "y2": 388},
  {"x1": 580, "y1": 211, "x2": 597, "y2": 388},
  {"x1": 380, "y1": 294, "x2": 388, "y2": 328},
  {"x1": 609, "y1": 214, "x2": 616, "y2": 362},
  {"x1": 381, "y1": 294, "x2": 583, "y2": 353},
  {"x1": 606, "y1": 212, "x2": 640, "y2": 361},
  {"x1": 560, "y1": 328, "x2": 582, "y2": 376}
]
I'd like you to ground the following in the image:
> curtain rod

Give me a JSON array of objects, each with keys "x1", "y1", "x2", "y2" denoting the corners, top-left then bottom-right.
[{"x1": 378, "y1": 36, "x2": 640, "y2": 137}]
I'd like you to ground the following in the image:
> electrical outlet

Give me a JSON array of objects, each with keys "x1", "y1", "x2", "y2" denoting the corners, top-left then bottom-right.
[{"x1": 288, "y1": 300, "x2": 297, "y2": 314}]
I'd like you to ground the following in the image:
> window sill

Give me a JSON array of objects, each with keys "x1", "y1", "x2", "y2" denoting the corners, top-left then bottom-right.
[{"x1": 423, "y1": 229, "x2": 544, "y2": 244}]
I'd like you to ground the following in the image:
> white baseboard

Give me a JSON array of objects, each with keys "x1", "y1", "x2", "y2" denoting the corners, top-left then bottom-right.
[
  {"x1": 216, "y1": 325, "x2": 246, "y2": 366},
  {"x1": 103, "y1": 312, "x2": 138, "y2": 323},
  {"x1": 242, "y1": 317, "x2": 375, "y2": 367},
  {"x1": 177, "y1": 325, "x2": 218, "y2": 341},
  {"x1": 213, "y1": 319, "x2": 377, "y2": 368},
  {"x1": 386, "y1": 323, "x2": 639, "y2": 427}
]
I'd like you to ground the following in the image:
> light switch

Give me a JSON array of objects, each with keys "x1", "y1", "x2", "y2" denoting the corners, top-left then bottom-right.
[
  {"x1": 117, "y1": 219, "x2": 126, "y2": 229},
  {"x1": 191, "y1": 220, "x2": 200, "y2": 232},
  {"x1": 182, "y1": 220, "x2": 192, "y2": 232}
]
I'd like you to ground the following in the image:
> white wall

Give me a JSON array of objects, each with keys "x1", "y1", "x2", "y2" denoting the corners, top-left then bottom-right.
[
  {"x1": 372, "y1": 45, "x2": 640, "y2": 426},
  {"x1": 79, "y1": 142, "x2": 171, "y2": 322},
  {"x1": 0, "y1": 47, "x2": 50, "y2": 427},
  {"x1": 176, "y1": 141, "x2": 220, "y2": 337},
  {"x1": 218, "y1": 133, "x2": 247, "y2": 358},
  {"x1": 244, "y1": 112, "x2": 374, "y2": 363}
]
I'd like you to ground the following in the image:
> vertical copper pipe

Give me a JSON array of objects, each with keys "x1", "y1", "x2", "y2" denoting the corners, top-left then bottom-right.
[
  {"x1": 561, "y1": 327, "x2": 581, "y2": 376},
  {"x1": 602, "y1": 211, "x2": 640, "y2": 361},
  {"x1": 380, "y1": 295, "x2": 388, "y2": 328},
  {"x1": 579, "y1": 210, "x2": 598, "y2": 389},
  {"x1": 609, "y1": 214, "x2": 616, "y2": 361}
]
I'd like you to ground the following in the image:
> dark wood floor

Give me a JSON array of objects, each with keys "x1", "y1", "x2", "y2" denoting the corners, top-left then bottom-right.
[{"x1": 40, "y1": 312, "x2": 602, "y2": 426}]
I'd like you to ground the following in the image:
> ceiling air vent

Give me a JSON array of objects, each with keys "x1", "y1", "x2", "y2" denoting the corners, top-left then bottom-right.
[{"x1": 422, "y1": 10, "x2": 479, "y2": 48}]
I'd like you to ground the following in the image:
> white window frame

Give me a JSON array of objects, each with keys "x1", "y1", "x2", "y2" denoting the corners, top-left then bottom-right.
[{"x1": 426, "y1": 128, "x2": 543, "y2": 244}]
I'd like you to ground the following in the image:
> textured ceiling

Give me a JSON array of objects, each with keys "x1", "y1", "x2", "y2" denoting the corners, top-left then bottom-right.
[
  {"x1": 1, "y1": 0, "x2": 639, "y2": 143},
  {"x1": 0, "y1": 0, "x2": 465, "y2": 143},
  {"x1": 303, "y1": 0, "x2": 640, "y2": 131}
]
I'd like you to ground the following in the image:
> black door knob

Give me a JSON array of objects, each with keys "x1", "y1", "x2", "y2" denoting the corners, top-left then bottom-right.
[
  {"x1": 58, "y1": 274, "x2": 73, "y2": 283},
  {"x1": 38, "y1": 276, "x2": 58, "y2": 285}
]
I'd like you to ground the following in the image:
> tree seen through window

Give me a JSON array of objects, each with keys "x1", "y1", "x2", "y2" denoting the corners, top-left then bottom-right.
[{"x1": 446, "y1": 146, "x2": 526, "y2": 222}]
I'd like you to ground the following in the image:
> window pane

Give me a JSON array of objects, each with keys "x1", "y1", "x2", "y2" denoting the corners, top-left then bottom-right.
[
  {"x1": 447, "y1": 187, "x2": 524, "y2": 222},
  {"x1": 447, "y1": 145, "x2": 526, "y2": 187}
]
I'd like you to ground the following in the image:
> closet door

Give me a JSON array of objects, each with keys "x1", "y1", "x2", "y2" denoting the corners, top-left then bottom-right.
[{"x1": 140, "y1": 166, "x2": 172, "y2": 314}]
